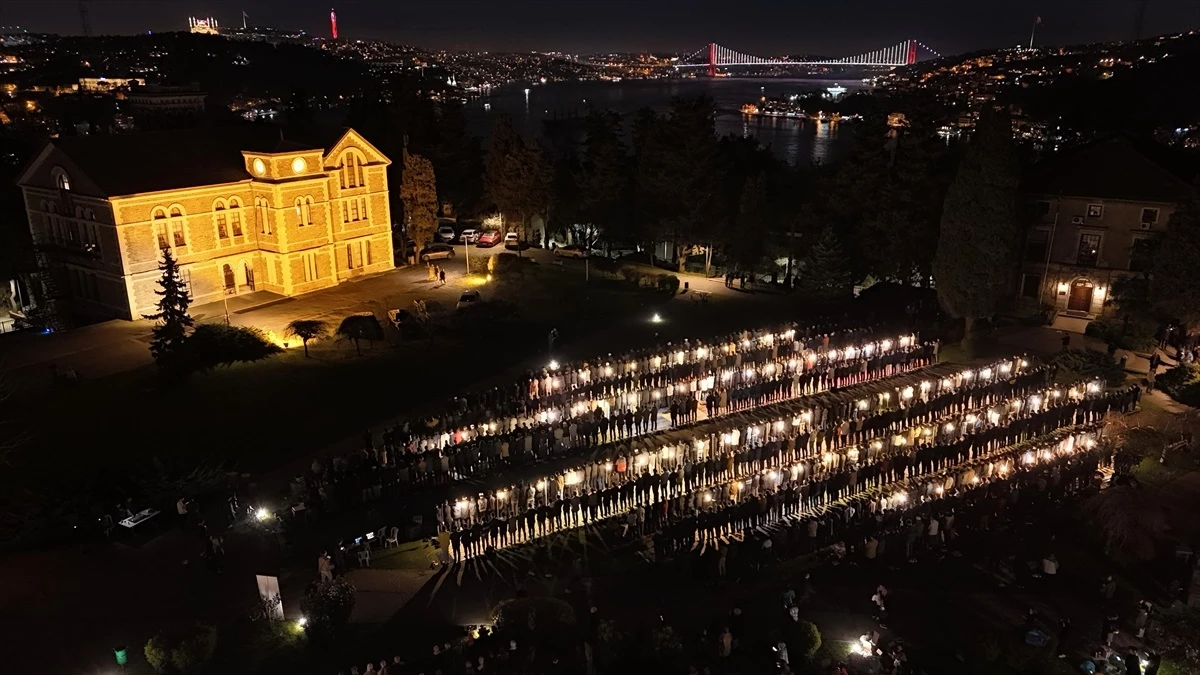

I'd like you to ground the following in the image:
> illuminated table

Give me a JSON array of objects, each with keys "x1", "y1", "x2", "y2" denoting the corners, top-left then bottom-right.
[{"x1": 118, "y1": 508, "x2": 160, "y2": 530}]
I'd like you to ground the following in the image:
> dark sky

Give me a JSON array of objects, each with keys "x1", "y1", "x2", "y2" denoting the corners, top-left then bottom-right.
[{"x1": 3, "y1": 0, "x2": 1199, "y2": 56}]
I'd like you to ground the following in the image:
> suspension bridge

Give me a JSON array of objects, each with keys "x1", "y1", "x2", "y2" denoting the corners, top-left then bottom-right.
[{"x1": 674, "y1": 39, "x2": 941, "y2": 75}]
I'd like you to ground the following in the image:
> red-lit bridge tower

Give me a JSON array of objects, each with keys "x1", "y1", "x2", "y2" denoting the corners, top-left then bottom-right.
[
  {"x1": 707, "y1": 42, "x2": 717, "y2": 76},
  {"x1": 907, "y1": 39, "x2": 917, "y2": 65}
]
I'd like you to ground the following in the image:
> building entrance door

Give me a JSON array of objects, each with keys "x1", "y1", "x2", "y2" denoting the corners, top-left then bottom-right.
[
  {"x1": 1067, "y1": 280, "x2": 1094, "y2": 313},
  {"x1": 222, "y1": 264, "x2": 236, "y2": 294},
  {"x1": 243, "y1": 262, "x2": 255, "y2": 292}
]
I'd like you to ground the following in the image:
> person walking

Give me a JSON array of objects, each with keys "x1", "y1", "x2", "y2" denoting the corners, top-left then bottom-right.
[{"x1": 439, "y1": 268, "x2": 447, "y2": 286}]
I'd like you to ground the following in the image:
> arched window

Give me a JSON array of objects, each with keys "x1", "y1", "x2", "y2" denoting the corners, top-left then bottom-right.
[
  {"x1": 295, "y1": 196, "x2": 313, "y2": 226},
  {"x1": 255, "y1": 197, "x2": 272, "y2": 235},
  {"x1": 156, "y1": 205, "x2": 187, "y2": 249},
  {"x1": 213, "y1": 199, "x2": 228, "y2": 239},
  {"x1": 53, "y1": 168, "x2": 71, "y2": 191},
  {"x1": 228, "y1": 198, "x2": 243, "y2": 237},
  {"x1": 340, "y1": 151, "x2": 365, "y2": 189}
]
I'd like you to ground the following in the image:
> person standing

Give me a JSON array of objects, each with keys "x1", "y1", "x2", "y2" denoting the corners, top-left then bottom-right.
[
  {"x1": 1056, "y1": 617, "x2": 1072, "y2": 658},
  {"x1": 1134, "y1": 600, "x2": 1152, "y2": 638},
  {"x1": 1100, "y1": 575, "x2": 1117, "y2": 603},
  {"x1": 318, "y1": 551, "x2": 334, "y2": 582}
]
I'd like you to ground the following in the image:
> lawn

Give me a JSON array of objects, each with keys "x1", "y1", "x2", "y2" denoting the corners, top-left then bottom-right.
[{"x1": 0, "y1": 264, "x2": 798, "y2": 545}]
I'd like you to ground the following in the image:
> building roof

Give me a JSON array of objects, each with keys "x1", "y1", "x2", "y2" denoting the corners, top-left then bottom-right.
[
  {"x1": 1023, "y1": 135, "x2": 1198, "y2": 204},
  {"x1": 30, "y1": 124, "x2": 351, "y2": 197}
]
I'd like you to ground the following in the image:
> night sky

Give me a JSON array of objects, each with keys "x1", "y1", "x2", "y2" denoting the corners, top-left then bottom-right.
[{"x1": 3, "y1": 0, "x2": 1199, "y2": 56}]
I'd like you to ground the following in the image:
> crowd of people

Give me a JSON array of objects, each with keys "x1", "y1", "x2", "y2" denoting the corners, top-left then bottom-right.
[
  {"x1": 307, "y1": 309, "x2": 1172, "y2": 675},
  {"x1": 298, "y1": 327, "x2": 939, "y2": 512},
  {"x1": 429, "y1": 371, "x2": 1136, "y2": 562},
  {"x1": 326, "y1": 410, "x2": 1141, "y2": 675}
]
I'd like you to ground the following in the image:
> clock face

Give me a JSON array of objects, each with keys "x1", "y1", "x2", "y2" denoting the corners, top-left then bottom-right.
[
  {"x1": 252, "y1": 158, "x2": 266, "y2": 175},
  {"x1": 292, "y1": 157, "x2": 307, "y2": 174}
]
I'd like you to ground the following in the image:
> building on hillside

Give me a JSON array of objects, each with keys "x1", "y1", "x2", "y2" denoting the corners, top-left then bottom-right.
[
  {"x1": 125, "y1": 83, "x2": 207, "y2": 130},
  {"x1": 1019, "y1": 135, "x2": 1197, "y2": 318},
  {"x1": 16, "y1": 125, "x2": 394, "y2": 322},
  {"x1": 78, "y1": 77, "x2": 146, "y2": 94}
]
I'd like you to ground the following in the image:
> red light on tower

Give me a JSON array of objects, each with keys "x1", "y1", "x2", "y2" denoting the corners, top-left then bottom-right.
[{"x1": 330, "y1": 8, "x2": 338, "y2": 39}]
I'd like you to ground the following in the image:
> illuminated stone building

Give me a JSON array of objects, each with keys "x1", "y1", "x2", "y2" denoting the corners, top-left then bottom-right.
[
  {"x1": 17, "y1": 125, "x2": 393, "y2": 321},
  {"x1": 1020, "y1": 135, "x2": 1196, "y2": 317}
]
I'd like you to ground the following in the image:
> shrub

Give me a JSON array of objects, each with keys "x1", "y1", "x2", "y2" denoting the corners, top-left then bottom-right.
[
  {"x1": 300, "y1": 578, "x2": 356, "y2": 644},
  {"x1": 490, "y1": 253, "x2": 535, "y2": 277},
  {"x1": 1085, "y1": 317, "x2": 1157, "y2": 353},
  {"x1": 1159, "y1": 364, "x2": 1200, "y2": 406},
  {"x1": 785, "y1": 620, "x2": 822, "y2": 661},
  {"x1": 656, "y1": 274, "x2": 681, "y2": 294},
  {"x1": 183, "y1": 324, "x2": 282, "y2": 373},
  {"x1": 336, "y1": 314, "x2": 385, "y2": 356},
  {"x1": 144, "y1": 624, "x2": 218, "y2": 673},
  {"x1": 1052, "y1": 348, "x2": 1126, "y2": 387}
]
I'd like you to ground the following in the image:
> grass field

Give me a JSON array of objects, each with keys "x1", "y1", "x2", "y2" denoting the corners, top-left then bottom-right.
[{"x1": 0, "y1": 264, "x2": 798, "y2": 543}]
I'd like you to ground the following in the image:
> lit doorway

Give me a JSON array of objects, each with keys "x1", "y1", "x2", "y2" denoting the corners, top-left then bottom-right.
[{"x1": 1067, "y1": 279, "x2": 1094, "y2": 313}]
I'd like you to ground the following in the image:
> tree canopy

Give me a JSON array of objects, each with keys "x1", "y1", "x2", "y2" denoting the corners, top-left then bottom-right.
[
  {"x1": 400, "y1": 149, "x2": 439, "y2": 253},
  {"x1": 1148, "y1": 199, "x2": 1200, "y2": 332},
  {"x1": 933, "y1": 108, "x2": 1020, "y2": 339},
  {"x1": 143, "y1": 248, "x2": 194, "y2": 374}
]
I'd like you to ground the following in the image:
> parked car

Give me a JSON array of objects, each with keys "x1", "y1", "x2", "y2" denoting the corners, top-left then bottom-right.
[
  {"x1": 419, "y1": 243, "x2": 456, "y2": 262},
  {"x1": 435, "y1": 225, "x2": 457, "y2": 242},
  {"x1": 503, "y1": 233, "x2": 530, "y2": 251},
  {"x1": 476, "y1": 230, "x2": 502, "y2": 247},
  {"x1": 459, "y1": 228, "x2": 479, "y2": 244},
  {"x1": 554, "y1": 244, "x2": 588, "y2": 259},
  {"x1": 456, "y1": 290, "x2": 481, "y2": 310}
]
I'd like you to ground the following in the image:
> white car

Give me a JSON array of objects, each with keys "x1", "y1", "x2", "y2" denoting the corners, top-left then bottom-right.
[
  {"x1": 459, "y1": 229, "x2": 479, "y2": 244},
  {"x1": 503, "y1": 232, "x2": 530, "y2": 250},
  {"x1": 436, "y1": 225, "x2": 457, "y2": 242},
  {"x1": 456, "y1": 290, "x2": 481, "y2": 310}
]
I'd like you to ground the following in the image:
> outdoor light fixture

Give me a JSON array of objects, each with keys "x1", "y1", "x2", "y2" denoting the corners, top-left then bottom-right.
[
  {"x1": 298, "y1": 616, "x2": 308, "y2": 628},
  {"x1": 548, "y1": 359, "x2": 559, "y2": 370},
  {"x1": 255, "y1": 507, "x2": 270, "y2": 522},
  {"x1": 651, "y1": 313, "x2": 663, "y2": 323}
]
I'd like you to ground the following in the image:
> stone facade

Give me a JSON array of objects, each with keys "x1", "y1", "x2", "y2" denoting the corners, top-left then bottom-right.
[
  {"x1": 1018, "y1": 136, "x2": 1197, "y2": 318},
  {"x1": 18, "y1": 127, "x2": 393, "y2": 321},
  {"x1": 1019, "y1": 196, "x2": 1178, "y2": 317}
]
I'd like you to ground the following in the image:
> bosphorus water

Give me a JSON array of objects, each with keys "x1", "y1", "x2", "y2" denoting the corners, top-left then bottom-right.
[{"x1": 463, "y1": 77, "x2": 868, "y2": 166}]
